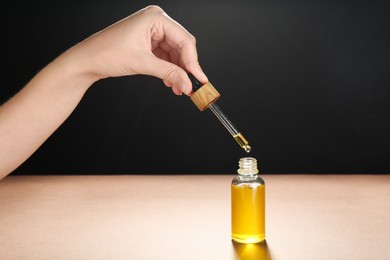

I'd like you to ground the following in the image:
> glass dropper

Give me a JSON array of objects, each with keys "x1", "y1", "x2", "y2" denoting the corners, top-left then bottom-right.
[{"x1": 188, "y1": 74, "x2": 251, "y2": 153}]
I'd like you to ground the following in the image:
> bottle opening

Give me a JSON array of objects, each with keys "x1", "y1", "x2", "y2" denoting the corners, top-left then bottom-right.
[{"x1": 238, "y1": 157, "x2": 259, "y2": 175}]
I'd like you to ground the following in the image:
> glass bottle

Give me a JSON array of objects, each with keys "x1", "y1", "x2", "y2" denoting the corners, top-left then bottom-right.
[{"x1": 231, "y1": 157, "x2": 265, "y2": 243}]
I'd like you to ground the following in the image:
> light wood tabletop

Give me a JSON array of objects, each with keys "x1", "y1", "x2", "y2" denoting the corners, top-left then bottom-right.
[{"x1": 0, "y1": 174, "x2": 389, "y2": 259}]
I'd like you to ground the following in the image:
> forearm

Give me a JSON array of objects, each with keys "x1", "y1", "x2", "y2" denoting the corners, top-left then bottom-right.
[
  {"x1": 0, "y1": 50, "x2": 98, "y2": 179},
  {"x1": 0, "y1": 5, "x2": 207, "y2": 180}
]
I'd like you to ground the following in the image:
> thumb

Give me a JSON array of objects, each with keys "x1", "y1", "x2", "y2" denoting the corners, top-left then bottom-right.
[{"x1": 142, "y1": 54, "x2": 191, "y2": 95}]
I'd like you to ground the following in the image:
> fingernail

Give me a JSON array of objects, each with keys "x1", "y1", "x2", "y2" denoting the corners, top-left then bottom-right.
[{"x1": 179, "y1": 83, "x2": 188, "y2": 95}]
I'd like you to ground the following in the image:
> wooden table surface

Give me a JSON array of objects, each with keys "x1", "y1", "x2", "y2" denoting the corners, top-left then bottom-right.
[{"x1": 0, "y1": 174, "x2": 389, "y2": 260}]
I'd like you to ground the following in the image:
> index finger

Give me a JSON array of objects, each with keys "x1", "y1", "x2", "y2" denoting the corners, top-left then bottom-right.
[{"x1": 160, "y1": 12, "x2": 209, "y2": 84}]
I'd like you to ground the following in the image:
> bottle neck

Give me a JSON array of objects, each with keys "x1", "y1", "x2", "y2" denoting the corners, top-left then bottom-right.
[{"x1": 237, "y1": 157, "x2": 259, "y2": 176}]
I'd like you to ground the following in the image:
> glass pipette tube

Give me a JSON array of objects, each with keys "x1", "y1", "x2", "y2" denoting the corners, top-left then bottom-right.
[
  {"x1": 188, "y1": 73, "x2": 251, "y2": 153},
  {"x1": 208, "y1": 103, "x2": 251, "y2": 153}
]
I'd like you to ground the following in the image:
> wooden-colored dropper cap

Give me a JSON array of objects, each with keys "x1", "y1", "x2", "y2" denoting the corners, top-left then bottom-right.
[{"x1": 189, "y1": 74, "x2": 221, "y2": 111}]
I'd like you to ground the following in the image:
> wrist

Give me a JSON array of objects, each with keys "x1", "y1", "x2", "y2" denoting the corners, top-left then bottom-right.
[{"x1": 52, "y1": 47, "x2": 101, "y2": 92}]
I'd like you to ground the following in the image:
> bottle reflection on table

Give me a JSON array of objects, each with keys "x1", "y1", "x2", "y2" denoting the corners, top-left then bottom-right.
[{"x1": 232, "y1": 240, "x2": 271, "y2": 260}]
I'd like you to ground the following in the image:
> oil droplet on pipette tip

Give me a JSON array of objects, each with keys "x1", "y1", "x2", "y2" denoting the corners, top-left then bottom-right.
[
  {"x1": 243, "y1": 145, "x2": 251, "y2": 153},
  {"x1": 233, "y1": 133, "x2": 251, "y2": 153}
]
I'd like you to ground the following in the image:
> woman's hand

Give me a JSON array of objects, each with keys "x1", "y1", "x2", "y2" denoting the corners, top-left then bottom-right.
[{"x1": 69, "y1": 5, "x2": 208, "y2": 95}]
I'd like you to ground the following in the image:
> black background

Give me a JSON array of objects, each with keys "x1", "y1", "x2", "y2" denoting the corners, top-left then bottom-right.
[{"x1": 2, "y1": 0, "x2": 389, "y2": 174}]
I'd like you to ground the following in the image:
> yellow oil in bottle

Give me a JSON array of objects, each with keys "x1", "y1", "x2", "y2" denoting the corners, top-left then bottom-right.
[
  {"x1": 231, "y1": 184, "x2": 265, "y2": 243},
  {"x1": 233, "y1": 133, "x2": 251, "y2": 153},
  {"x1": 231, "y1": 157, "x2": 265, "y2": 244}
]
